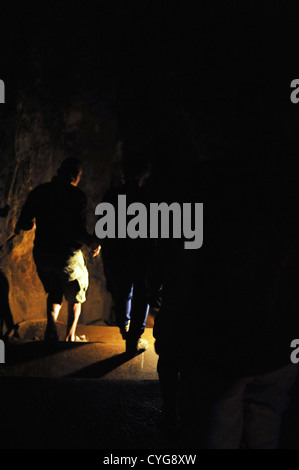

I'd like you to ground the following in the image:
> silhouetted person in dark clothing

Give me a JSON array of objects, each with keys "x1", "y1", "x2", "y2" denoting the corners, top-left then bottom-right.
[
  {"x1": 99, "y1": 154, "x2": 154, "y2": 353},
  {"x1": 15, "y1": 158, "x2": 100, "y2": 342},
  {"x1": 153, "y1": 157, "x2": 299, "y2": 449}
]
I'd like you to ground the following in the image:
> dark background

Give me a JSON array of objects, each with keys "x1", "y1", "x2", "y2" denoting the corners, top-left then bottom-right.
[
  {"x1": 1, "y1": 0, "x2": 299, "y2": 451},
  {"x1": 0, "y1": 0, "x2": 299, "y2": 350},
  {"x1": 0, "y1": 0, "x2": 299, "y2": 342}
]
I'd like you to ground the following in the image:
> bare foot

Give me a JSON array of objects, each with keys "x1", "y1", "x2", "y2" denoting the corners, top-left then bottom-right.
[{"x1": 65, "y1": 335, "x2": 88, "y2": 342}]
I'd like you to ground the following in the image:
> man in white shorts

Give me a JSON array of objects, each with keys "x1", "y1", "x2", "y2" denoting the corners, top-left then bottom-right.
[{"x1": 15, "y1": 157, "x2": 100, "y2": 342}]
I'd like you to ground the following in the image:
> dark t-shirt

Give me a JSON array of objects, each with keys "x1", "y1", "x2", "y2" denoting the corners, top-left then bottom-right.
[
  {"x1": 99, "y1": 181, "x2": 155, "y2": 267},
  {"x1": 16, "y1": 177, "x2": 91, "y2": 260}
]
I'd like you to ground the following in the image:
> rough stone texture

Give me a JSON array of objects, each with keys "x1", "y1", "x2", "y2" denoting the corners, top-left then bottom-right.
[
  {"x1": 1, "y1": 2, "x2": 299, "y2": 453},
  {"x1": 1, "y1": 3, "x2": 299, "y2": 332},
  {"x1": 0, "y1": 25, "x2": 119, "y2": 329},
  {"x1": 0, "y1": 95, "x2": 118, "y2": 328}
]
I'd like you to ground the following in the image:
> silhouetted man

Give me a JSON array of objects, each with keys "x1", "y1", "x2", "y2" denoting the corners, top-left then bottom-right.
[
  {"x1": 99, "y1": 154, "x2": 154, "y2": 353},
  {"x1": 15, "y1": 157, "x2": 100, "y2": 342}
]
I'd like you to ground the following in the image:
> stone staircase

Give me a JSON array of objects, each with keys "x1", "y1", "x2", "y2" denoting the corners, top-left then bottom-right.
[{"x1": 0, "y1": 323, "x2": 175, "y2": 450}]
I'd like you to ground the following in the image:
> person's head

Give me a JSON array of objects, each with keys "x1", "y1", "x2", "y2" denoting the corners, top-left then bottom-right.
[{"x1": 57, "y1": 157, "x2": 83, "y2": 186}]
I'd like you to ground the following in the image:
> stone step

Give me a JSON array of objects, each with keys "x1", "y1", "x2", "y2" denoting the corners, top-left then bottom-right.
[{"x1": 2, "y1": 323, "x2": 159, "y2": 380}]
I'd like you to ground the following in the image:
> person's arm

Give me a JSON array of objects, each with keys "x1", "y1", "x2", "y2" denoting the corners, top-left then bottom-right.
[{"x1": 74, "y1": 192, "x2": 101, "y2": 256}]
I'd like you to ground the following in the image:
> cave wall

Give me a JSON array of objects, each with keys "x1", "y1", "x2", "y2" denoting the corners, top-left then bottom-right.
[
  {"x1": 1, "y1": 1, "x2": 299, "y2": 332},
  {"x1": 0, "y1": 3, "x2": 121, "y2": 329},
  {"x1": 0, "y1": 91, "x2": 120, "y2": 329}
]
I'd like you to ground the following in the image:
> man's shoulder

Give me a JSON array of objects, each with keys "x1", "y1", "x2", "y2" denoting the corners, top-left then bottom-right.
[
  {"x1": 31, "y1": 181, "x2": 86, "y2": 200},
  {"x1": 51, "y1": 179, "x2": 87, "y2": 200}
]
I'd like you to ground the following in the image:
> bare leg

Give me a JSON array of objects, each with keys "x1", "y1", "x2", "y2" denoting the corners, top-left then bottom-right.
[
  {"x1": 65, "y1": 302, "x2": 82, "y2": 341},
  {"x1": 45, "y1": 294, "x2": 62, "y2": 341}
]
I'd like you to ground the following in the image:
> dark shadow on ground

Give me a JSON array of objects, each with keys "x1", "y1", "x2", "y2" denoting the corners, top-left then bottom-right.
[
  {"x1": 66, "y1": 352, "x2": 140, "y2": 378},
  {"x1": 5, "y1": 341, "x2": 89, "y2": 364}
]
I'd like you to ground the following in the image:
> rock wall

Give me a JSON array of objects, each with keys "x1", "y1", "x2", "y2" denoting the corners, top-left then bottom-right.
[
  {"x1": 1, "y1": 1, "x2": 298, "y2": 335},
  {"x1": 0, "y1": 71, "x2": 118, "y2": 332}
]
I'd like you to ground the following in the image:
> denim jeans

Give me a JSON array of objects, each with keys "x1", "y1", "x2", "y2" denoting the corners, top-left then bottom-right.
[{"x1": 104, "y1": 257, "x2": 150, "y2": 341}]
